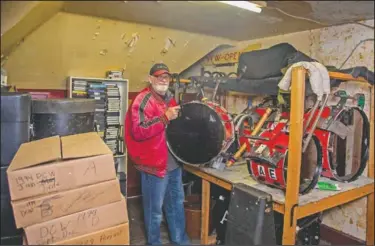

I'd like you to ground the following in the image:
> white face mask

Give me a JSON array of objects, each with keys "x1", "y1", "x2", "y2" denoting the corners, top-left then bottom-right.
[{"x1": 152, "y1": 84, "x2": 169, "y2": 94}]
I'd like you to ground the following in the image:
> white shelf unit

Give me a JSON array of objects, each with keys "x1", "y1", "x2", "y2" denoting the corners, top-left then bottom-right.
[{"x1": 67, "y1": 76, "x2": 129, "y2": 175}]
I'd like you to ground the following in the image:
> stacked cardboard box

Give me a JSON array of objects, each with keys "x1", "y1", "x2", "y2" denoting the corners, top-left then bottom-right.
[{"x1": 6, "y1": 132, "x2": 129, "y2": 245}]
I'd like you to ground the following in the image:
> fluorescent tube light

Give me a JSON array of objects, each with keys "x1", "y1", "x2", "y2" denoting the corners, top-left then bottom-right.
[{"x1": 219, "y1": 1, "x2": 262, "y2": 13}]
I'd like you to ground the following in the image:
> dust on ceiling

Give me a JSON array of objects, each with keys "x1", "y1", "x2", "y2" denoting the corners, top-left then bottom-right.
[{"x1": 62, "y1": 1, "x2": 374, "y2": 41}]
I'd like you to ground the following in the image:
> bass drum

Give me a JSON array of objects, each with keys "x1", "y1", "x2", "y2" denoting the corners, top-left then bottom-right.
[
  {"x1": 247, "y1": 121, "x2": 323, "y2": 194},
  {"x1": 313, "y1": 106, "x2": 370, "y2": 182},
  {"x1": 167, "y1": 101, "x2": 235, "y2": 165}
]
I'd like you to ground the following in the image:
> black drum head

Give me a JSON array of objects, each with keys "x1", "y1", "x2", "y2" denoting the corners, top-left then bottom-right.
[{"x1": 167, "y1": 102, "x2": 224, "y2": 165}]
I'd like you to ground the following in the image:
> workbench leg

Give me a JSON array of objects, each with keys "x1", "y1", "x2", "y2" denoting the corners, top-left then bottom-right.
[
  {"x1": 367, "y1": 86, "x2": 374, "y2": 245},
  {"x1": 201, "y1": 179, "x2": 210, "y2": 245},
  {"x1": 282, "y1": 208, "x2": 298, "y2": 245},
  {"x1": 367, "y1": 193, "x2": 374, "y2": 245},
  {"x1": 282, "y1": 67, "x2": 306, "y2": 245}
]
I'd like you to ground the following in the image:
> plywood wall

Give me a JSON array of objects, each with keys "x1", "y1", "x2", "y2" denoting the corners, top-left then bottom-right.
[{"x1": 3, "y1": 12, "x2": 235, "y2": 91}]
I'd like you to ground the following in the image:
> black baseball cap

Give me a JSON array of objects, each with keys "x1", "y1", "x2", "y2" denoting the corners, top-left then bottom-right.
[{"x1": 149, "y1": 63, "x2": 171, "y2": 76}]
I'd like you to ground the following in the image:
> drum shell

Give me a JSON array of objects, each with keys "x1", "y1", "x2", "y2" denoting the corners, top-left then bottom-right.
[
  {"x1": 31, "y1": 99, "x2": 96, "y2": 140},
  {"x1": 249, "y1": 131, "x2": 289, "y2": 190},
  {"x1": 249, "y1": 127, "x2": 322, "y2": 194},
  {"x1": 0, "y1": 92, "x2": 31, "y2": 166},
  {"x1": 206, "y1": 101, "x2": 234, "y2": 146}
]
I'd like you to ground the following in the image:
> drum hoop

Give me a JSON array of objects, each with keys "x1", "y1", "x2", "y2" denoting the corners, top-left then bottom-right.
[
  {"x1": 284, "y1": 135, "x2": 323, "y2": 194},
  {"x1": 326, "y1": 107, "x2": 370, "y2": 182},
  {"x1": 167, "y1": 100, "x2": 235, "y2": 165}
]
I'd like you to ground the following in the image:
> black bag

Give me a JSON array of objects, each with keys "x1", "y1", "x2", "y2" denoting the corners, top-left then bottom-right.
[{"x1": 237, "y1": 43, "x2": 315, "y2": 80}]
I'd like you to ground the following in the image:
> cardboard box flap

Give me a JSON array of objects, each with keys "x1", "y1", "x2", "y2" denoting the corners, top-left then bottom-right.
[
  {"x1": 7, "y1": 136, "x2": 61, "y2": 171},
  {"x1": 61, "y1": 132, "x2": 112, "y2": 159}
]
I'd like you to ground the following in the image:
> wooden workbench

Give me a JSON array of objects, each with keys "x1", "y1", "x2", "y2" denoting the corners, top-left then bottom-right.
[
  {"x1": 183, "y1": 69, "x2": 375, "y2": 245},
  {"x1": 184, "y1": 164, "x2": 374, "y2": 244}
]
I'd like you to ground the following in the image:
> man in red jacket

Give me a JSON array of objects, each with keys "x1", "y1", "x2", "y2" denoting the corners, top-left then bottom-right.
[{"x1": 125, "y1": 63, "x2": 190, "y2": 245}]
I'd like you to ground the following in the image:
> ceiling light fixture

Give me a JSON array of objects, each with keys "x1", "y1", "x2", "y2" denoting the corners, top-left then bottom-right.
[{"x1": 219, "y1": 1, "x2": 262, "y2": 13}]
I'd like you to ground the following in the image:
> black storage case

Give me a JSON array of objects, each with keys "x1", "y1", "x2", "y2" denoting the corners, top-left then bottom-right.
[
  {"x1": 31, "y1": 98, "x2": 96, "y2": 140},
  {"x1": 0, "y1": 92, "x2": 31, "y2": 166},
  {"x1": 225, "y1": 183, "x2": 276, "y2": 245}
]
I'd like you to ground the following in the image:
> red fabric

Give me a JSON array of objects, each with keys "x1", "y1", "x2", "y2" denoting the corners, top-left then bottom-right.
[{"x1": 125, "y1": 86, "x2": 177, "y2": 178}]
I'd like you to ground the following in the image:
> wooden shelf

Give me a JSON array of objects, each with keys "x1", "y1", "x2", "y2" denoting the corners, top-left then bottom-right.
[{"x1": 183, "y1": 69, "x2": 374, "y2": 245}]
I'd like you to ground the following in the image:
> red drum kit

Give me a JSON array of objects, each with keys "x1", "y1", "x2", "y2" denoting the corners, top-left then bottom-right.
[{"x1": 167, "y1": 90, "x2": 369, "y2": 194}]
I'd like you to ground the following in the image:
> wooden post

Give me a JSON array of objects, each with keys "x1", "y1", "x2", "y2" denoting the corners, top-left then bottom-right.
[
  {"x1": 366, "y1": 85, "x2": 374, "y2": 245},
  {"x1": 201, "y1": 179, "x2": 210, "y2": 244},
  {"x1": 282, "y1": 67, "x2": 306, "y2": 245}
]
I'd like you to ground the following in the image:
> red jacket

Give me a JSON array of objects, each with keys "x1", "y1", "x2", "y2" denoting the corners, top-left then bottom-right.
[{"x1": 125, "y1": 86, "x2": 177, "y2": 178}]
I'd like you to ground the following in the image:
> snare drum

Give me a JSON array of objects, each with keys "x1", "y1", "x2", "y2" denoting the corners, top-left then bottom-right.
[{"x1": 166, "y1": 100, "x2": 235, "y2": 165}]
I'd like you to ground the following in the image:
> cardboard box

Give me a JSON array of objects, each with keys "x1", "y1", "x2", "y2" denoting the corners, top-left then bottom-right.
[
  {"x1": 24, "y1": 197, "x2": 128, "y2": 245},
  {"x1": 12, "y1": 179, "x2": 122, "y2": 228},
  {"x1": 7, "y1": 133, "x2": 116, "y2": 201},
  {"x1": 53, "y1": 223, "x2": 129, "y2": 245},
  {"x1": 23, "y1": 223, "x2": 129, "y2": 245}
]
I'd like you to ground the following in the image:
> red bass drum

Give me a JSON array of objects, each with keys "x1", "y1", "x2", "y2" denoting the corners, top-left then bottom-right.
[
  {"x1": 166, "y1": 100, "x2": 235, "y2": 165},
  {"x1": 305, "y1": 106, "x2": 370, "y2": 182}
]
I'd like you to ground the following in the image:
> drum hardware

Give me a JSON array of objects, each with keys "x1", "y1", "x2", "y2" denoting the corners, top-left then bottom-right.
[
  {"x1": 303, "y1": 97, "x2": 321, "y2": 133},
  {"x1": 244, "y1": 135, "x2": 269, "y2": 141},
  {"x1": 172, "y1": 73, "x2": 181, "y2": 104},
  {"x1": 211, "y1": 78, "x2": 222, "y2": 103},
  {"x1": 354, "y1": 93, "x2": 365, "y2": 109},
  {"x1": 323, "y1": 119, "x2": 351, "y2": 139},
  {"x1": 319, "y1": 91, "x2": 364, "y2": 130},
  {"x1": 302, "y1": 94, "x2": 329, "y2": 153},
  {"x1": 29, "y1": 123, "x2": 35, "y2": 139},
  {"x1": 245, "y1": 150, "x2": 285, "y2": 168},
  {"x1": 226, "y1": 108, "x2": 273, "y2": 168}
]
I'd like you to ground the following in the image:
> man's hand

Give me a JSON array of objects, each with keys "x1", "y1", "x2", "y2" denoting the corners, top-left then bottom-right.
[{"x1": 165, "y1": 106, "x2": 181, "y2": 121}]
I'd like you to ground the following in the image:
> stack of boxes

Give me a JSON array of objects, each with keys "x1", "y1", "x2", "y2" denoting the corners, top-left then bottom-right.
[{"x1": 6, "y1": 132, "x2": 129, "y2": 245}]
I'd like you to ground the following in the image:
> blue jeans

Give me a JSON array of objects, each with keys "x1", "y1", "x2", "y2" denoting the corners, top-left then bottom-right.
[{"x1": 141, "y1": 167, "x2": 190, "y2": 245}]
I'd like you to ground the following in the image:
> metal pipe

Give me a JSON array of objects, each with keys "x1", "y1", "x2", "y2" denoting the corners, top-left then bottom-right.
[
  {"x1": 302, "y1": 94, "x2": 329, "y2": 153},
  {"x1": 211, "y1": 79, "x2": 221, "y2": 102},
  {"x1": 303, "y1": 99, "x2": 321, "y2": 133}
]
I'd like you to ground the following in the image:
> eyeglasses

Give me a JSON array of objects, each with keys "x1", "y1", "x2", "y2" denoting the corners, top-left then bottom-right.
[{"x1": 154, "y1": 74, "x2": 171, "y2": 82}]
